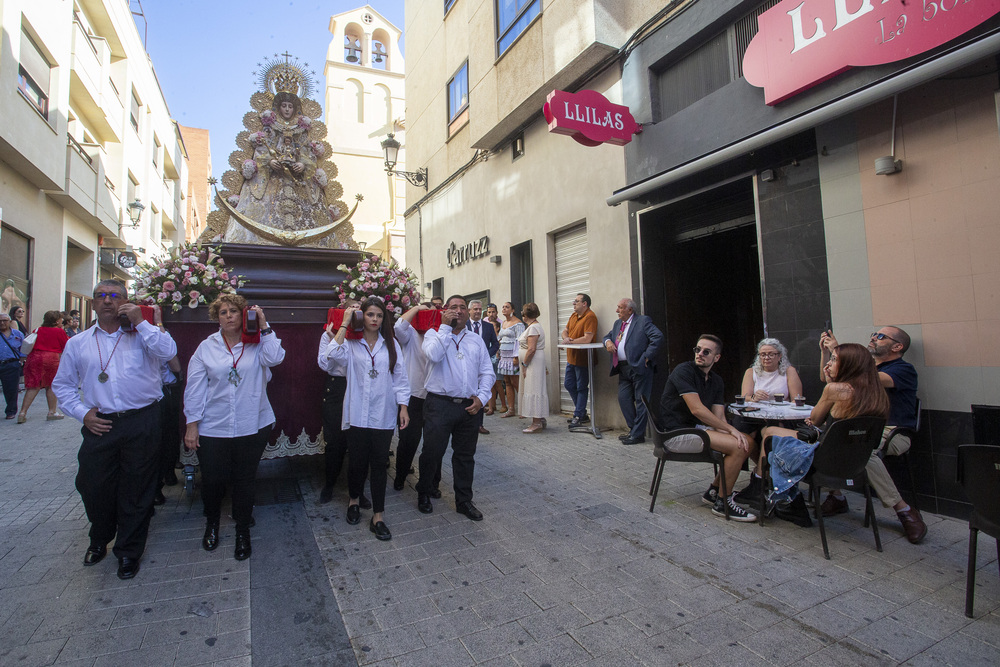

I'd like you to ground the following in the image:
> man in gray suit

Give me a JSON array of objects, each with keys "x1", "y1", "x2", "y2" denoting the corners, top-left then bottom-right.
[{"x1": 603, "y1": 298, "x2": 663, "y2": 445}]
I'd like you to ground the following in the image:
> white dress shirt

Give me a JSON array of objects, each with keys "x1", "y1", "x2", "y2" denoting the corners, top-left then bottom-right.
[
  {"x1": 617, "y1": 315, "x2": 635, "y2": 365},
  {"x1": 317, "y1": 332, "x2": 347, "y2": 377},
  {"x1": 394, "y1": 319, "x2": 428, "y2": 399},
  {"x1": 327, "y1": 333, "x2": 409, "y2": 430},
  {"x1": 184, "y1": 331, "x2": 285, "y2": 438},
  {"x1": 422, "y1": 325, "x2": 496, "y2": 406},
  {"x1": 53, "y1": 321, "x2": 177, "y2": 422}
]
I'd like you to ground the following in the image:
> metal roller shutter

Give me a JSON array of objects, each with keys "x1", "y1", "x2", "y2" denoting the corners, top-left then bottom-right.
[{"x1": 553, "y1": 224, "x2": 590, "y2": 415}]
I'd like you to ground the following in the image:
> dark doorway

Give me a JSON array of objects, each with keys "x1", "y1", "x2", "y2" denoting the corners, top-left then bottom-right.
[{"x1": 639, "y1": 178, "x2": 763, "y2": 400}]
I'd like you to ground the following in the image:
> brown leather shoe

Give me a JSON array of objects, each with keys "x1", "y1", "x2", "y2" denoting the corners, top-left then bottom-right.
[
  {"x1": 897, "y1": 507, "x2": 927, "y2": 544},
  {"x1": 820, "y1": 493, "x2": 849, "y2": 516},
  {"x1": 479, "y1": 426, "x2": 490, "y2": 435}
]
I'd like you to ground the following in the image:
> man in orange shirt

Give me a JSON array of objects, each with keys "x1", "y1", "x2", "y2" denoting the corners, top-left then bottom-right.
[{"x1": 561, "y1": 293, "x2": 598, "y2": 428}]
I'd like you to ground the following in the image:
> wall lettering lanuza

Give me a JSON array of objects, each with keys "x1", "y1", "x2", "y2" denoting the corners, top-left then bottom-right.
[{"x1": 447, "y1": 236, "x2": 489, "y2": 268}]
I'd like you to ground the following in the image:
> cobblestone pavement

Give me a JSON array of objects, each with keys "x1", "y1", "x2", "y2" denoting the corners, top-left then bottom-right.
[{"x1": 2, "y1": 399, "x2": 999, "y2": 666}]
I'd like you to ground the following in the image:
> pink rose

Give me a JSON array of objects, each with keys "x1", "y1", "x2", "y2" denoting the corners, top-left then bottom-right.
[
  {"x1": 189, "y1": 290, "x2": 201, "y2": 300},
  {"x1": 163, "y1": 281, "x2": 176, "y2": 291}
]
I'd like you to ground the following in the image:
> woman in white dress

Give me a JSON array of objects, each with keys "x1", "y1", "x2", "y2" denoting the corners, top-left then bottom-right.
[{"x1": 517, "y1": 302, "x2": 548, "y2": 433}]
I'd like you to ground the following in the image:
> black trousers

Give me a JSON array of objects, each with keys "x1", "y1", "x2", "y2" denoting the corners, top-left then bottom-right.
[
  {"x1": 75, "y1": 401, "x2": 161, "y2": 560},
  {"x1": 347, "y1": 427, "x2": 393, "y2": 513},
  {"x1": 198, "y1": 425, "x2": 271, "y2": 534},
  {"x1": 0, "y1": 360, "x2": 19, "y2": 417},
  {"x1": 157, "y1": 382, "x2": 182, "y2": 489},
  {"x1": 321, "y1": 376, "x2": 348, "y2": 488},
  {"x1": 417, "y1": 394, "x2": 479, "y2": 505},
  {"x1": 395, "y1": 396, "x2": 442, "y2": 488}
]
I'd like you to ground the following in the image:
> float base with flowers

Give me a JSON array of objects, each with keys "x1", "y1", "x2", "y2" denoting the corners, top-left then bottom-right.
[{"x1": 141, "y1": 243, "x2": 421, "y2": 459}]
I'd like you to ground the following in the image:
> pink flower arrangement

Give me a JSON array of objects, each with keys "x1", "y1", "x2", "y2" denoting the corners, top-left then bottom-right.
[
  {"x1": 260, "y1": 110, "x2": 276, "y2": 127},
  {"x1": 334, "y1": 257, "x2": 420, "y2": 317},
  {"x1": 297, "y1": 115, "x2": 312, "y2": 129},
  {"x1": 135, "y1": 242, "x2": 247, "y2": 313}
]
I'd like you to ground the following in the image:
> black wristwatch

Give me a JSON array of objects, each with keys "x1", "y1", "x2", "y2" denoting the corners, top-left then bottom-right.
[{"x1": 261, "y1": 327, "x2": 273, "y2": 336}]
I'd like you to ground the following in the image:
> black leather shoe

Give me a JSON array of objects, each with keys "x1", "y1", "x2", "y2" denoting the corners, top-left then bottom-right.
[
  {"x1": 359, "y1": 495, "x2": 372, "y2": 510},
  {"x1": 163, "y1": 469, "x2": 178, "y2": 486},
  {"x1": 153, "y1": 491, "x2": 166, "y2": 506},
  {"x1": 202, "y1": 522, "x2": 220, "y2": 551},
  {"x1": 393, "y1": 478, "x2": 405, "y2": 491},
  {"x1": 618, "y1": 433, "x2": 630, "y2": 441},
  {"x1": 430, "y1": 488, "x2": 442, "y2": 499},
  {"x1": 234, "y1": 534, "x2": 251, "y2": 561},
  {"x1": 621, "y1": 436, "x2": 646, "y2": 445},
  {"x1": 318, "y1": 486, "x2": 334, "y2": 504},
  {"x1": 369, "y1": 519, "x2": 392, "y2": 541},
  {"x1": 417, "y1": 494, "x2": 433, "y2": 514},
  {"x1": 83, "y1": 543, "x2": 107, "y2": 566},
  {"x1": 117, "y1": 557, "x2": 140, "y2": 579},
  {"x1": 346, "y1": 504, "x2": 361, "y2": 525},
  {"x1": 456, "y1": 501, "x2": 484, "y2": 521}
]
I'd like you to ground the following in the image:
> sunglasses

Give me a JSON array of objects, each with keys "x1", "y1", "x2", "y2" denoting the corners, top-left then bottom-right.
[
  {"x1": 693, "y1": 346, "x2": 716, "y2": 356},
  {"x1": 871, "y1": 332, "x2": 900, "y2": 343}
]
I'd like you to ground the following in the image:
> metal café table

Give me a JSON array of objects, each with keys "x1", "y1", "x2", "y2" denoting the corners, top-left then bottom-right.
[
  {"x1": 557, "y1": 343, "x2": 607, "y2": 439},
  {"x1": 727, "y1": 400, "x2": 814, "y2": 424}
]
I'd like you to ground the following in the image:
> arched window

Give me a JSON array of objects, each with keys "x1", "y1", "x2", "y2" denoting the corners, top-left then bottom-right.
[
  {"x1": 347, "y1": 79, "x2": 365, "y2": 123},
  {"x1": 344, "y1": 23, "x2": 363, "y2": 64},
  {"x1": 375, "y1": 84, "x2": 392, "y2": 126},
  {"x1": 371, "y1": 28, "x2": 391, "y2": 71}
]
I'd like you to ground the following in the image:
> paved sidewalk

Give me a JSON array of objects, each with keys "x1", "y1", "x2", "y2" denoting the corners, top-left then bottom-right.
[{"x1": 1, "y1": 399, "x2": 999, "y2": 666}]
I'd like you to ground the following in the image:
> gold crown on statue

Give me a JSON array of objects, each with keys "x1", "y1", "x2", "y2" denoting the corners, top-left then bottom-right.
[{"x1": 253, "y1": 53, "x2": 315, "y2": 100}]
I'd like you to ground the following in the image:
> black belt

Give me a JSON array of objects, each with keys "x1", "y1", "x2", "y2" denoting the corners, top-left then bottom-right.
[
  {"x1": 427, "y1": 392, "x2": 473, "y2": 405},
  {"x1": 0, "y1": 358, "x2": 19, "y2": 365},
  {"x1": 97, "y1": 401, "x2": 159, "y2": 420}
]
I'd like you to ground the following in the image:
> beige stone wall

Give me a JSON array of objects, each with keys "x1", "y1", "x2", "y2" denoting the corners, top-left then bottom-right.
[
  {"x1": 179, "y1": 125, "x2": 211, "y2": 242},
  {"x1": 819, "y1": 64, "x2": 1000, "y2": 411}
]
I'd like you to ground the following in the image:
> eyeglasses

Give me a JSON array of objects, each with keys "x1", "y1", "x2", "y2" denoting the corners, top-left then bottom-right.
[
  {"x1": 759, "y1": 352, "x2": 780, "y2": 358},
  {"x1": 693, "y1": 346, "x2": 716, "y2": 356},
  {"x1": 871, "y1": 332, "x2": 900, "y2": 343},
  {"x1": 95, "y1": 292, "x2": 123, "y2": 299}
]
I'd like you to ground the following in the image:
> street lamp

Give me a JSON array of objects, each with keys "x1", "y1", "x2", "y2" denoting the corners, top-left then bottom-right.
[
  {"x1": 126, "y1": 199, "x2": 145, "y2": 227},
  {"x1": 380, "y1": 133, "x2": 427, "y2": 189}
]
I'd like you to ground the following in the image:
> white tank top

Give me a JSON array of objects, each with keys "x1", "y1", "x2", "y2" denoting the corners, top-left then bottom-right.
[{"x1": 753, "y1": 368, "x2": 789, "y2": 397}]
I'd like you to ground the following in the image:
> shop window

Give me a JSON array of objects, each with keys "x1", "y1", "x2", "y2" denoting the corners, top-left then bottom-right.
[
  {"x1": 447, "y1": 61, "x2": 469, "y2": 134},
  {"x1": 496, "y1": 0, "x2": 540, "y2": 56},
  {"x1": 509, "y1": 240, "x2": 533, "y2": 312},
  {"x1": 0, "y1": 224, "x2": 32, "y2": 320},
  {"x1": 431, "y1": 277, "x2": 444, "y2": 302},
  {"x1": 18, "y1": 29, "x2": 51, "y2": 119}
]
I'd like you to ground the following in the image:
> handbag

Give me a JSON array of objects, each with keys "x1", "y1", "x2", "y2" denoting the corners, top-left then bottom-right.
[{"x1": 20, "y1": 331, "x2": 37, "y2": 355}]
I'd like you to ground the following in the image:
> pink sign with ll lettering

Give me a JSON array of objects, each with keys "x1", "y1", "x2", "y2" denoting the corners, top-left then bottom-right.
[
  {"x1": 543, "y1": 89, "x2": 642, "y2": 147},
  {"x1": 742, "y1": 0, "x2": 1000, "y2": 105}
]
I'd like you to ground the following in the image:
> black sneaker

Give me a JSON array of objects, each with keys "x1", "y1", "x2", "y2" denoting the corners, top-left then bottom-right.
[
  {"x1": 701, "y1": 486, "x2": 719, "y2": 506},
  {"x1": 774, "y1": 493, "x2": 813, "y2": 527},
  {"x1": 712, "y1": 496, "x2": 757, "y2": 522},
  {"x1": 732, "y1": 475, "x2": 763, "y2": 508}
]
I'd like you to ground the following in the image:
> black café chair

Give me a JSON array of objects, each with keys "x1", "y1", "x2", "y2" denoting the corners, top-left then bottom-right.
[
  {"x1": 761, "y1": 416, "x2": 886, "y2": 558},
  {"x1": 880, "y1": 398, "x2": 922, "y2": 510},
  {"x1": 639, "y1": 395, "x2": 728, "y2": 518},
  {"x1": 957, "y1": 444, "x2": 1000, "y2": 618}
]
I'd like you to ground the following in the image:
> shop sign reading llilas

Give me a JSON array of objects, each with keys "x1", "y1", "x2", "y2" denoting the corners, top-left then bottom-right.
[
  {"x1": 543, "y1": 89, "x2": 642, "y2": 146},
  {"x1": 743, "y1": 0, "x2": 1000, "y2": 105}
]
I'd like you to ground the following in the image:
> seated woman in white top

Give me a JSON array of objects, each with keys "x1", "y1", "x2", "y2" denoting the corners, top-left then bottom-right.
[
  {"x1": 323, "y1": 297, "x2": 409, "y2": 541},
  {"x1": 741, "y1": 338, "x2": 803, "y2": 402}
]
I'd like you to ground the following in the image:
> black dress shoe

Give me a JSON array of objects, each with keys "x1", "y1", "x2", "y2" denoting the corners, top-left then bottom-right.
[
  {"x1": 163, "y1": 470, "x2": 178, "y2": 486},
  {"x1": 621, "y1": 436, "x2": 646, "y2": 445},
  {"x1": 203, "y1": 522, "x2": 220, "y2": 551},
  {"x1": 117, "y1": 557, "x2": 140, "y2": 580},
  {"x1": 417, "y1": 494, "x2": 433, "y2": 514},
  {"x1": 234, "y1": 534, "x2": 251, "y2": 561},
  {"x1": 430, "y1": 488, "x2": 442, "y2": 499},
  {"x1": 393, "y1": 478, "x2": 405, "y2": 491},
  {"x1": 153, "y1": 491, "x2": 166, "y2": 506},
  {"x1": 346, "y1": 504, "x2": 362, "y2": 525},
  {"x1": 358, "y1": 495, "x2": 372, "y2": 510},
  {"x1": 83, "y1": 543, "x2": 107, "y2": 566},
  {"x1": 618, "y1": 433, "x2": 630, "y2": 441},
  {"x1": 318, "y1": 486, "x2": 334, "y2": 504},
  {"x1": 369, "y1": 519, "x2": 392, "y2": 541},
  {"x1": 456, "y1": 501, "x2": 484, "y2": 521}
]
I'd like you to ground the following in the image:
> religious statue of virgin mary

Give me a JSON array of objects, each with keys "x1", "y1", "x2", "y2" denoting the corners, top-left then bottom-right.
[{"x1": 203, "y1": 55, "x2": 360, "y2": 248}]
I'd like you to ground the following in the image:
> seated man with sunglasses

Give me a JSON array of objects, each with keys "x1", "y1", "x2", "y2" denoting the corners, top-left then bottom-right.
[
  {"x1": 818, "y1": 326, "x2": 925, "y2": 544},
  {"x1": 658, "y1": 335, "x2": 756, "y2": 522}
]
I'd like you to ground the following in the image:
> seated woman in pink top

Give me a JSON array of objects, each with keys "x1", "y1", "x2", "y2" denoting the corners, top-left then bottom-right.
[{"x1": 18, "y1": 310, "x2": 69, "y2": 423}]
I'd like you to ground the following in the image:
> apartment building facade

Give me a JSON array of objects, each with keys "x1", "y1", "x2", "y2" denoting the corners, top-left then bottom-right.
[{"x1": 0, "y1": 0, "x2": 190, "y2": 326}]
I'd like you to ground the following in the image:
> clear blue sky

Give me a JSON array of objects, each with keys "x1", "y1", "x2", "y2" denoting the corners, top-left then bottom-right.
[{"x1": 136, "y1": 1, "x2": 405, "y2": 206}]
